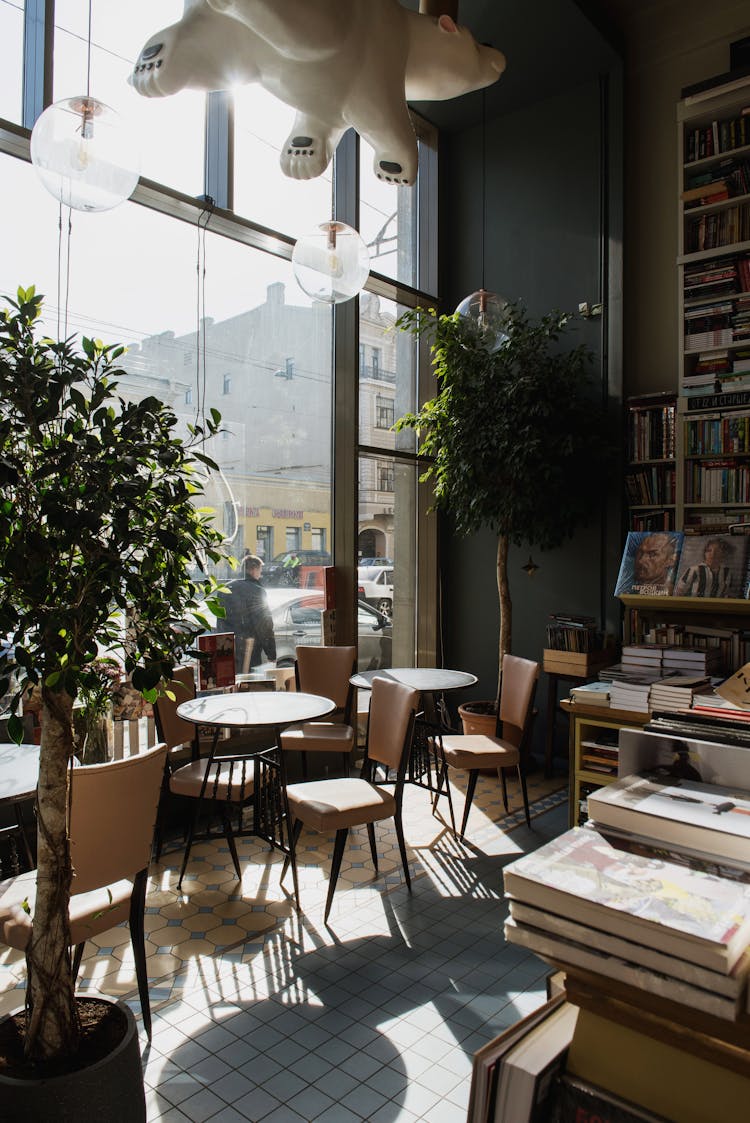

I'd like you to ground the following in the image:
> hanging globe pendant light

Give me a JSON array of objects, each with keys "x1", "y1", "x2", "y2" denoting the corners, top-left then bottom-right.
[
  {"x1": 30, "y1": 95, "x2": 141, "y2": 213},
  {"x1": 455, "y1": 288, "x2": 510, "y2": 352},
  {"x1": 292, "y1": 221, "x2": 370, "y2": 304}
]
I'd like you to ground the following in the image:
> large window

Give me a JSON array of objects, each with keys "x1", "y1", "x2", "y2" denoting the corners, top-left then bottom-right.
[
  {"x1": 0, "y1": 0, "x2": 23, "y2": 125},
  {"x1": 1, "y1": 4, "x2": 438, "y2": 668}
]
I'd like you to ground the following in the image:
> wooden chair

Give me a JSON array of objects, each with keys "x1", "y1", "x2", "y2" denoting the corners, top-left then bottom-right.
[
  {"x1": 440, "y1": 655, "x2": 540, "y2": 839},
  {"x1": 0, "y1": 742, "x2": 167, "y2": 1039},
  {"x1": 279, "y1": 645, "x2": 357, "y2": 777},
  {"x1": 280, "y1": 676, "x2": 419, "y2": 923}
]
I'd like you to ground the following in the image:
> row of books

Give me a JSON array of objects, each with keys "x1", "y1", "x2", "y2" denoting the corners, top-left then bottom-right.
[
  {"x1": 545, "y1": 613, "x2": 604, "y2": 654},
  {"x1": 626, "y1": 396, "x2": 675, "y2": 462},
  {"x1": 685, "y1": 202, "x2": 750, "y2": 254},
  {"x1": 682, "y1": 156, "x2": 750, "y2": 207},
  {"x1": 624, "y1": 465, "x2": 675, "y2": 506},
  {"x1": 684, "y1": 411, "x2": 750, "y2": 455},
  {"x1": 684, "y1": 112, "x2": 749, "y2": 162},
  {"x1": 684, "y1": 460, "x2": 750, "y2": 504},
  {"x1": 683, "y1": 253, "x2": 750, "y2": 299}
]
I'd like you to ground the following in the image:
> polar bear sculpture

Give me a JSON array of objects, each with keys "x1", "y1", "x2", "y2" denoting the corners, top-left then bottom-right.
[{"x1": 131, "y1": 0, "x2": 505, "y2": 185}]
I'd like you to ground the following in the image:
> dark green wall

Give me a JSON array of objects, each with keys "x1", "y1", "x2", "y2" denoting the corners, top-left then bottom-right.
[{"x1": 438, "y1": 71, "x2": 625, "y2": 742}]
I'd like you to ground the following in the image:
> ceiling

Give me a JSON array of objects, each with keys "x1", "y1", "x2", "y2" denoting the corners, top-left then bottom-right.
[{"x1": 405, "y1": 0, "x2": 628, "y2": 131}]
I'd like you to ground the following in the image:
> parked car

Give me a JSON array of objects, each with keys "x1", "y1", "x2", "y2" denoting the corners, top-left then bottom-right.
[
  {"x1": 265, "y1": 588, "x2": 391, "y2": 670},
  {"x1": 262, "y1": 549, "x2": 332, "y2": 587},
  {"x1": 357, "y1": 566, "x2": 394, "y2": 616},
  {"x1": 358, "y1": 556, "x2": 393, "y2": 567}
]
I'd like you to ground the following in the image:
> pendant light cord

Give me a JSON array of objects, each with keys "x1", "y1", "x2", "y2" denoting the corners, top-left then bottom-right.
[
  {"x1": 86, "y1": 0, "x2": 92, "y2": 99},
  {"x1": 481, "y1": 87, "x2": 487, "y2": 292},
  {"x1": 195, "y1": 202, "x2": 214, "y2": 431}
]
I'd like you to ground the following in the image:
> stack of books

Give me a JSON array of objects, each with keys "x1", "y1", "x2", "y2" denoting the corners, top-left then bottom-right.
[
  {"x1": 608, "y1": 677, "x2": 655, "y2": 713},
  {"x1": 648, "y1": 673, "x2": 712, "y2": 712},
  {"x1": 503, "y1": 825, "x2": 750, "y2": 1023},
  {"x1": 569, "y1": 681, "x2": 610, "y2": 708},
  {"x1": 663, "y1": 646, "x2": 723, "y2": 676},
  {"x1": 621, "y1": 644, "x2": 665, "y2": 675}
]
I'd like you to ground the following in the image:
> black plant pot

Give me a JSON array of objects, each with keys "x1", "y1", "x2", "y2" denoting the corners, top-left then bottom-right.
[{"x1": 0, "y1": 996, "x2": 145, "y2": 1122}]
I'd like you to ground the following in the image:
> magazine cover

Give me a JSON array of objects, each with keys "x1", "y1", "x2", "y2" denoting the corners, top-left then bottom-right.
[
  {"x1": 614, "y1": 531, "x2": 684, "y2": 597},
  {"x1": 672, "y1": 534, "x2": 748, "y2": 598}
]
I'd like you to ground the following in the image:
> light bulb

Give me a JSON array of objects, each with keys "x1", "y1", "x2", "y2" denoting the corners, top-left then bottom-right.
[
  {"x1": 292, "y1": 221, "x2": 370, "y2": 304},
  {"x1": 455, "y1": 289, "x2": 511, "y2": 352},
  {"x1": 31, "y1": 96, "x2": 141, "y2": 213}
]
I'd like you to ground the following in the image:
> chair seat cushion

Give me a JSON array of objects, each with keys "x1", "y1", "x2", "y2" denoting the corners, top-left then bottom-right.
[
  {"x1": 170, "y1": 758, "x2": 254, "y2": 802},
  {"x1": 0, "y1": 870, "x2": 134, "y2": 951},
  {"x1": 286, "y1": 777, "x2": 395, "y2": 832},
  {"x1": 441, "y1": 734, "x2": 520, "y2": 771},
  {"x1": 281, "y1": 722, "x2": 355, "y2": 754}
]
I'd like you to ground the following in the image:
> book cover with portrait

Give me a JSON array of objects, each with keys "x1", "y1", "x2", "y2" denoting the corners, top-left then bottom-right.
[
  {"x1": 672, "y1": 533, "x2": 748, "y2": 598},
  {"x1": 614, "y1": 531, "x2": 684, "y2": 596}
]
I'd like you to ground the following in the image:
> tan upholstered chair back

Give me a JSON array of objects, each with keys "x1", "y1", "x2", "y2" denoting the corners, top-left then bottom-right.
[
  {"x1": 367, "y1": 678, "x2": 419, "y2": 772},
  {"x1": 295, "y1": 645, "x2": 356, "y2": 711},
  {"x1": 498, "y1": 655, "x2": 539, "y2": 748},
  {"x1": 153, "y1": 666, "x2": 197, "y2": 751},
  {"x1": 68, "y1": 742, "x2": 167, "y2": 894}
]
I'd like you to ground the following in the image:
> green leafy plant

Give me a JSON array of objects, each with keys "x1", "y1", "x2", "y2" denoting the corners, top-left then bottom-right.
[
  {"x1": 0, "y1": 286, "x2": 230, "y2": 1062},
  {"x1": 396, "y1": 303, "x2": 610, "y2": 700}
]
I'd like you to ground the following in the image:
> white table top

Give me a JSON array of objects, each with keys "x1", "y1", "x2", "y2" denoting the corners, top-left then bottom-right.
[
  {"x1": 0, "y1": 743, "x2": 41, "y2": 805},
  {"x1": 350, "y1": 668, "x2": 478, "y2": 693},
  {"x1": 176, "y1": 691, "x2": 335, "y2": 729}
]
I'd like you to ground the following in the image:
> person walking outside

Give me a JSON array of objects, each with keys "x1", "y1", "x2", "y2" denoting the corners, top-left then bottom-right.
[{"x1": 221, "y1": 553, "x2": 277, "y2": 670}]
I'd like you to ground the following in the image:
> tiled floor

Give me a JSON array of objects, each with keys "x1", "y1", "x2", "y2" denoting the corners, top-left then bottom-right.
[{"x1": 0, "y1": 769, "x2": 568, "y2": 1122}]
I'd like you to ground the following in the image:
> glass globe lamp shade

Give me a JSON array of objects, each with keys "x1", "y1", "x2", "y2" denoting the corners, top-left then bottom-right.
[
  {"x1": 292, "y1": 221, "x2": 370, "y2": 304},
  {"x1": 455, "y1": 288, "x2": 510, "y2": 352},
  {"x1": 30, "y1": 96, "x2": 141, "y2": 213}
]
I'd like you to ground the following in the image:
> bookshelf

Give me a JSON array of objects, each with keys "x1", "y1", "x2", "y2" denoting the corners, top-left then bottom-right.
[
  {"x1": 560, "y1": 699, "x2": 650, "y2": 827},
  {"x1": 678, "y1": 75, "x2": 750, "y2": 530},
  {"x1": 625, "y1": 393, "x2": 677, "y2": 530},
  {"x1": 619, "y1": 592, "x2": 750, "y2": 672}
]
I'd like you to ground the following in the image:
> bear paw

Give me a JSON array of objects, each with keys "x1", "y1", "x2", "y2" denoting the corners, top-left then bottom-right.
[
  {"x1": 130, "y1": 30, "x2": 180, "y2": 97},
  {"x1": 280, "y1": 135, "x2": 331, "y2": 180},
  {"x1": 375, "y1": 156, "x2": 416, "y2": 187}
]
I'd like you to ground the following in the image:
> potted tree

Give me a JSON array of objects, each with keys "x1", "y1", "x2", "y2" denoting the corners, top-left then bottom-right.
[
  {"x1": 0, "y1": 287, "x2": 229, "y2": 1107},
  {"x1": 396, "y1": 302, "x2": 610, "y2": 727}
]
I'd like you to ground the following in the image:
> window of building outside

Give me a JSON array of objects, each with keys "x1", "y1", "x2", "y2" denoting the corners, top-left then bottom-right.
[
  {"x1": 0, "y1": 0, "x2": 23, "y2": 125},
  {"x1": 53, "y1": 0, "x2": 205, "y2": 196},
  {"x1": 1, "y1": 10, "x2": 438, "y2": 671}
]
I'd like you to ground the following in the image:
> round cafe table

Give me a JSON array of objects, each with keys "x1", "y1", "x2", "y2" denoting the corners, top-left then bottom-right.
[{"x1": 175, "y1": 691, "x2": 336, "y2": 857}]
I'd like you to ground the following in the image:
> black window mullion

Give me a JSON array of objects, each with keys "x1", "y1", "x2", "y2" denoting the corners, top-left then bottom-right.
[{"x1": 204, "y1": 90, "x2": 233, "y2": 210}]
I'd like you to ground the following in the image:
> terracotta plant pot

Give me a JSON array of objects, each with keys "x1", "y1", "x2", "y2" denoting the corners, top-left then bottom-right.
[
  {"x1": 458, "y1": 701, "x2": 498, "y2": 737},
  {"x1": 0, "y1": 995, "x2": 145, "y2": 1121}
]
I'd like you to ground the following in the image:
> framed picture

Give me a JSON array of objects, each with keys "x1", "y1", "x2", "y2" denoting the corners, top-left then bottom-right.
[
  {"x1": 614, "y1": 530, "x2": 684, "y2": 596},
  {"x1": 672, "y1": 533, "x2": 748, "y2": 598},
  {"x1": 197, "y1": 633, "x2": 236, "y2": 690}
]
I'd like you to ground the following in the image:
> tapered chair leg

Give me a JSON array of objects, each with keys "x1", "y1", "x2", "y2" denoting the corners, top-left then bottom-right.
[
  {"x1": 517, "y1": 764, "x2": 531, "y2": 828},
  {"x1": 366, "y1": 822, "x2": 378, "y2": 871},
  {"x1": 280, "y1": 817, "x2": 302, "y2": 911},
  {"x1": 129, "y1": 868, "x2": 152, "y2": 1040},
  {"x1": 219, "y1": 805, "x2": 242, "y2": 881},
  {"x1": 176, "y1": 800, "x2": 202, "y2": 890},
  {"x1": 460, "y1": 770, "x2": 480, "y2": 840},
  {"x1": 72, "y1": 941, "x2": 85, "y2": 983},
  {"x1": 394, "y1": 814, "x2": 411, "y2": 891},
  {"x1": 324, "y1": 828, "x2": 349, "y2": 923},
  {"x1": 499, "y1": 766, "x2": 509, "y2": 812},
  {"x1": 435, "y1": 758, "x2": 457, "y2": 836}
]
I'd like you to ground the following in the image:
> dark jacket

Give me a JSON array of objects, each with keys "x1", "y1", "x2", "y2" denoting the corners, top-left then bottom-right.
[{"x1": 220, "y1": 576, "x2": 276, "y2": 668}]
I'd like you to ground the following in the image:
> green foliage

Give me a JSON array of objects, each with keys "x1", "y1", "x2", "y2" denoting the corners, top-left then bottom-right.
[
  {"x1": 0, "y1": 285, "x2": 231, "y2": 727},
  {"x1": 395, "y1": 304, "x2": 610, "y2": 549}
]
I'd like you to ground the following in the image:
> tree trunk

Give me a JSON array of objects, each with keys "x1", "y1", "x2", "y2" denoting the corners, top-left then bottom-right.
[
  {"x1": 25, "y1": 686, "x2": 79, "y2": 1061},
  {"x1": 496, "y1": 533, "x2": 512, "y2": 703}
]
